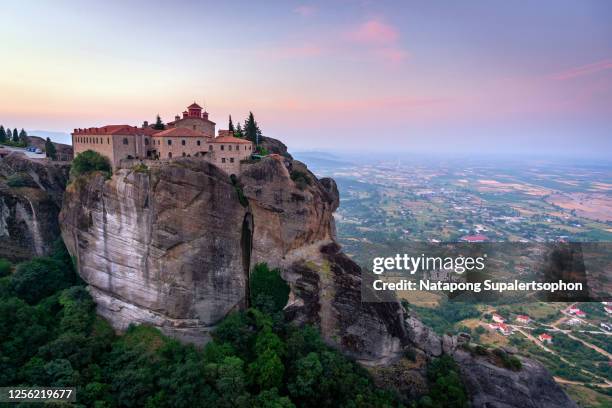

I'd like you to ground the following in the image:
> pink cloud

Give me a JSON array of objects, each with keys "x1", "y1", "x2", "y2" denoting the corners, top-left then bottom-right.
[
  {"x1": 347, "y1": 19, "x2": 399, "y2": 45},
  {"x1": 294, "y1": 5, "x2": 317, "y2": 17},
  {"x1": 344, "y1": 18, "x2": 408, "y2": 64},
  {"x1": 550, "y1": 59, "x2": 612, "y2": 80}
]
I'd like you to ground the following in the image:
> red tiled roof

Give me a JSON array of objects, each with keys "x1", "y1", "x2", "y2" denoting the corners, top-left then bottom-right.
[
  {"x1": 153, "y1": 127, "x2": 208, "y2": 138},
  {"x1": 460, "y1": 234, "x2": 488, "y2": 242},
  {"x1": 210, "y1": 135, "x2": 252, "y2": 144},
  {"x1": 72, "y1": 125, "x2": 152, "y2": 136},
  {"x1": 539, "y1": 333, "x2": 552, "y2": 340}
]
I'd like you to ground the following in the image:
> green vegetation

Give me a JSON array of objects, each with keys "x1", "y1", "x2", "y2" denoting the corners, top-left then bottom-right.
[
  {"x1": 131, "y1": 162, "x2": 149, "y2": 173},
  {"x1": 416, "y1": 355, "x2": 469, "y2": 408},
  {"x1": 0, "y1": 258, "x2": 12, "y2": 277},
  {"x1": 290, "y1": 169, "x2": 312, "y2": 190},
  {"x1": 0, "y1": 124, "x2": 27, "y2": 147},
  {"x1": 230, "y1": 174, "x2": 249, "y2": 207},
  {"x1": 152, "y1": 114, "x2": 165, "y2": 130},
  {"x1": 244, "y1": 111, "x2": 262, "y2": 145},
  {"x1": 402, "y1": 299, "x2": 480, "y2": 336},
  {"x1": 45, "y1": 137, "x2": 57, "y2": 160},
  {"x1": 0, "y1": 249, "x2": 406, "y2": 407},
  {"x1": 492, "y1": 348, "x2": 522, "y2": 371},
  {"x1": 249, "y1": 263, "x2": 290, "y2": 313},
  {"x1": 70, "y1": 150, "x2": 112, "y2": 179},
  {"x1": 6, "y1": 172, "x2": 35, "y2": 188}
]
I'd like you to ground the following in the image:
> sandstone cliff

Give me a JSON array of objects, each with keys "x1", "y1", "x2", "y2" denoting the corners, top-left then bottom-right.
[
  {"x1": 59, "y1": 142, "x2": 576, "y2": 406},
  {"x1": 0, "y1": 153, "x2": 70, "y2": 261}
]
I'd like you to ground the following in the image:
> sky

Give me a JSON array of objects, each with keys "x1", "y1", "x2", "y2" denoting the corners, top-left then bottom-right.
[{"x1": 1, "y1": 0, "x2": 611, "y2": 158}]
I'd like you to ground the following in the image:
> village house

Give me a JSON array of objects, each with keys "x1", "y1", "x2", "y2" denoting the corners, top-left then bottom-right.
[
  {"x1": 71, "y1": 102, "x2": 253, "y2": 175},
  {"x1": 492, "y1": 313, "x2": 505, "y2": 323},
  {"x1": 567, "y1": 306, "x2": 586, "y2": 317},
  {"x1": 538, "y1": 333, "x2": 553, "y2": 344},
  {"x1": 515, "y1": 315, "x2": 531, "y2": 324}
]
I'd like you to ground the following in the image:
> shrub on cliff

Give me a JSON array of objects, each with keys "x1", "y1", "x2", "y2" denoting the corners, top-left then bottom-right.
[
  {"x1": 0, "y1": 259, "x2": 11, "y2": 277},
  {"x1": 70, "y1": 150, "x2": 111, "y2": 178},
  {"x1": 250, "y1": 263, "x2": 290, "y2": 313},
  {"x1": 10, "y1": 257, "x2": 77, "y2": 304}
]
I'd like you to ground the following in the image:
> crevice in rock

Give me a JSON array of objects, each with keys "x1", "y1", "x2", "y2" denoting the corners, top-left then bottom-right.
[{"x1": 241, "y1": 211, "x2": 254, "y2": 308}]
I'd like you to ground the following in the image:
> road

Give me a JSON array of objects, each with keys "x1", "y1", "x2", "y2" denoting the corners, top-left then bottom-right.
[{"x1": 0, "y1": 145, "x2": 46, "y2": 159}]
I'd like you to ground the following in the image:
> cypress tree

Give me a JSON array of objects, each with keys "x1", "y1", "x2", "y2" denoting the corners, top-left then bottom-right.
[
  {"x1": 153, "y1": 114, "x2": 165, "y2": 130},
  {"x1": 12, "y1": 128, "x2": 18, "y2": 143},
  {"x1": 228, "y1": 115, "x2": 235, "y2": 133},
  {"x1": 235, "y1": 123, "x2": 243, "y2": 138},
  {"x1": 244, "y1": 112, "x2": 262, "y2": 146},
  {"x1": 45, "y1": 137, "x2": 57, "y2": 160},
  {"x1": 19, "y1": 129, "x2": 28, "y2": 145},
  {"x1": 0, "y1": 125, "x2": 6, "y2": 143}
]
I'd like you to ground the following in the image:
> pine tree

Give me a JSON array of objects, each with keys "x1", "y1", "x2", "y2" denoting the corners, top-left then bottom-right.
[
  {"x1": 235, "y1": 123, "x2": 243, "y2": 138},
  {"x1": 19, "y1": 129, "x2": 28, "y2": 145},
  {"x1": 45, "y1": 137, "x2": 57, "y2": 160},
  {"x1": 12, "y1": 128, "x2": 18, "y2": 143},
  {"x1": 0, "y1": 125, "x2": 6, "y2": 143},
  {"x1": 244, "y1": 112, "x2": 262, "y2": 146},
  {"x1": 228, "y1": 115, "x2": 235, "y2": 133},
  {"x1": 153, "y1": 114, "x2": 165, "y2": 130}
]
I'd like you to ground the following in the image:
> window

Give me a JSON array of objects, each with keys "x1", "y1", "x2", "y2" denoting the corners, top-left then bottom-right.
[
  {"x1": 192, "y1": 125, "x2": 196, "y2": 130},
  {"x1": 107, "y1": 137, "x2": 110, "y2": 144},
  {"x1": 249, "y1": 146, "x2": 252, "y2": 150},
  {"x1": 144, "y1": 138, "x2": 149, "y2": 145},
  {"x1": 182, "y1": 152, "x2": 186, "y2": 157},
  {"x1": 122, "y1": 138, "x2": 128, "y2": 145},
  {"x1": 197, "y1": 140, "x2": 201, "y2": 146},
  {"x1": 221, "y1": 145, "x2": 225, "y2": 151},
  {"x1": 236, "y1": 145, "x2": 239, "y2": 150},
  {"x1": 209, "y1": 145, "x2": 213, "y2": 151},
  {"x1": 230, "y1": 158, "x2": 234, "y2": 163},
  {"x1": 181, "y1": 139, "x2": 186, "y2": 146},
  {"x1": 167, "y1": 139, "x2": 172, "y2": 145},
  {"x1": 228, "y1": 145, "x2": 232, "y2": 151},
  {"x1": 168, "y1": 152, "x2": 172, "y2": 158},
  {"x1": 221, "y1": 158, "x2": 226, "y2": 163}
]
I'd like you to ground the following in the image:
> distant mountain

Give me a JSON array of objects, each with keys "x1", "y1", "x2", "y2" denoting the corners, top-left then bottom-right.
[
  {"x1": 27, "y1": 130, "x2": 72, "y2": 145},
  {"x1": 292, "y1": 150, "x2": 354, "y2": 169}
]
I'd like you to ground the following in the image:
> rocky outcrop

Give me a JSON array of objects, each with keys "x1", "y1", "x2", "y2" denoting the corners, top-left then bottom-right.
[
  {"x1": 0, "y1": 153, "x2": 70, "y2": 261},
  {"x1": 59, "y1": 140, "x2": 577, "y2": 406},
  {"x1": 60, "y1": 155, "x2": 406, "y2": 360},
  {"x1": 454, "y1": 348, "x2": 577, "y2": 408}
]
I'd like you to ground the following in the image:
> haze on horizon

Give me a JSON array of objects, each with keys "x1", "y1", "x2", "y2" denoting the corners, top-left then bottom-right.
[{"x1": 1, "y1": 0, "x2": 611, "y2": 159}]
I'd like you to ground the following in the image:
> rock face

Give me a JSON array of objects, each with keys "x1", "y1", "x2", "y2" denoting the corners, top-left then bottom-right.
[
  {"x1": 0, "y1": 153, "x2": 70, "y2": 261},
  {"x1": 59, "y1": 141, "x2": 576, "y2": 405},
  {"x1": 60, "y1": 155, "x2": 406, "y2": 360},
  {"x1": 454, "y1": 348, "x2": 577, "y2": 408},
  {"x1": 399, "y1": 312, "x2": 577, "y2": 408}
]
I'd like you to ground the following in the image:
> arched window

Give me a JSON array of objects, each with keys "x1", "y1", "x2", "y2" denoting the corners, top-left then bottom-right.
[{"x1": 168, "y1": 152, "x2": 172, "y2": 158}]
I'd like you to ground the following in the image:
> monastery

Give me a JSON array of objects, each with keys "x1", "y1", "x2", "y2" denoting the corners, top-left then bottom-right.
[{"x1": 72, "y1": 102, "x2": 253, "y2": 175}]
